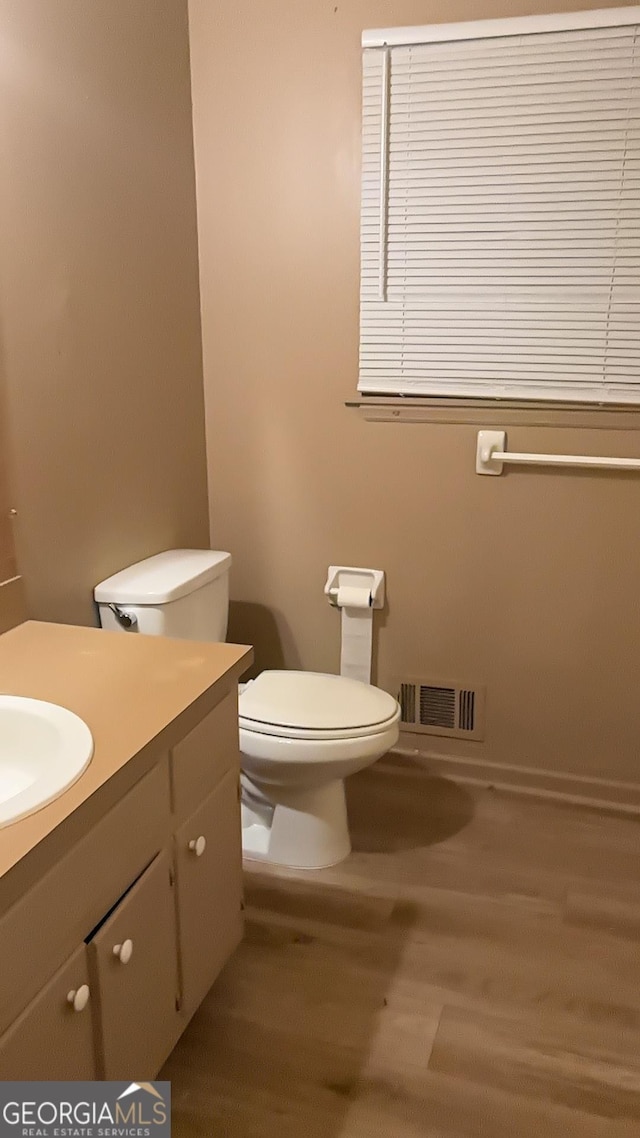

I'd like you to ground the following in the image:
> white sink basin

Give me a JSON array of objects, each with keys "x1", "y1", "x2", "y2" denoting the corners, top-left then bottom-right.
[{"x1": 0, "y1": 696, "x2": 93, "y2": 828}]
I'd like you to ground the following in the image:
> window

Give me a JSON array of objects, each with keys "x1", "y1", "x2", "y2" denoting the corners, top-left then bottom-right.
[{"x1": 359, "y1": 8, "x2": 640, "y2": 404}]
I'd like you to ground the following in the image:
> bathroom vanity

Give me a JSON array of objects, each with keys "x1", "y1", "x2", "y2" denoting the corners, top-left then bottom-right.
[{"x1": 0, "y1": 620, "x2": 252, "y2": 1080}]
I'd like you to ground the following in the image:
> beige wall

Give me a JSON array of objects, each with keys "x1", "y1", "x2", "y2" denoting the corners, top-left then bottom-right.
[
  {"x1": 0, "y1": 304, "x2": 22, "y2": 633},
  {"x1": 0, "y1": 384, "x2": 16, "y2": 589},
  {"x1": 0, "y1": 0, "x2": 209, "y2": 626},
  {"x1": 189, "y1": 0, "x2": 640, "y2": 784}
]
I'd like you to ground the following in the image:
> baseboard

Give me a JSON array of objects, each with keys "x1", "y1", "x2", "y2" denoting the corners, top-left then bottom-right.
[
  {"x1": 0, "y1": 576, "x2": 26, "y2": 636},
  {"x1": 385, "y1": 737, "x2": 640, "y2": 818}
]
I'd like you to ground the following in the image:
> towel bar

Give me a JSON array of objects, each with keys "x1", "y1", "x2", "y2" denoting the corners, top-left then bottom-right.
[{"x1": 476, "y1": 431, "x2": 640, "y2": 476}]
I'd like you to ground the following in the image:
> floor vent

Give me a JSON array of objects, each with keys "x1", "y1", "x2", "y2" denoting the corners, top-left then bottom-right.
[{"x1": 397, "y1": 679, "x2": 485, "y2": 741}]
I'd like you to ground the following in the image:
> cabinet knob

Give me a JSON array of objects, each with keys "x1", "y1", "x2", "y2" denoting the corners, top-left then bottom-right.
[
  {"x1": 113, "y1": 939, "x2": 134, "y2": 964},
  {"x1": 188, "y1": 835, "x2": 206, "y2": 857},
  {"x1": 67, "y1": 984, "x2": 90, "y2": 1012}
]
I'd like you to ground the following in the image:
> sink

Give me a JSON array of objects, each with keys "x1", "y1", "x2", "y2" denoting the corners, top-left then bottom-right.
[{"x1": 0, "y1": 696, "x2": 93, "y2": 828}]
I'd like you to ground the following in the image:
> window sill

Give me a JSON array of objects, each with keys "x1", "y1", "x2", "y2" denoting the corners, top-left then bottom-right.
[{"x1": 345, "y1": 398, "x2": 640, "y2": 430}]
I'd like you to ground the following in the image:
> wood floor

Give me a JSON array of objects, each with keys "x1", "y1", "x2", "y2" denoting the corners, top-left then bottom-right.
[{"x1": 161, "y1": 754, "x2": 640, "y2": 1136}]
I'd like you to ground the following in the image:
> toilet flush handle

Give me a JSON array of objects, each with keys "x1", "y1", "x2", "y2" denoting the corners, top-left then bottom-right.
[{"x1": 108, "y1": 604, "x2": 138, "y2": 632}]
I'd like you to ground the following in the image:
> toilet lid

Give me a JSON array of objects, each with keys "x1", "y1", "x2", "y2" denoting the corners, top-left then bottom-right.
[{"x1": 239, "y1": 670, "x2": 399, "y2": 733}]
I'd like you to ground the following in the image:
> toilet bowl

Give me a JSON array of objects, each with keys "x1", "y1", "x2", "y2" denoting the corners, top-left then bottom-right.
[
  {"x1": 94, "y1": 551, "x2": 400, "y2": 871},
  {"x1": 238, "y1": 670, "x2": 400, "y2": 869}
]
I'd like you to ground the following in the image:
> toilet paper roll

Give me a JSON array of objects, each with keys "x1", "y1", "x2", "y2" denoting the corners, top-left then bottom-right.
[
  {"x1": 336, "y1": 585, "x2": 372, "y2": 610},
  {"x1": 336, "y1": 586, "x2": 373, "y2": 684}
]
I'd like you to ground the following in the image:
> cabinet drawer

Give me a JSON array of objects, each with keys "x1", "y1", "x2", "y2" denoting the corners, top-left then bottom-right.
[
  {"x1": 0, "y1": 944, "x2": 95, "y2": 1080},
  {"x1": 174, "y1": 768, "x2": 243, "y2": 1017},
  {"x1": 0, "y1": 759, "x2": 170, "y2": 1035},
  {"x1": 89, "y1": 850, "x2": 180, "y2": 1080},
  {"x1": 171, "y1": 692, "x2": 239, "y2": 821}
]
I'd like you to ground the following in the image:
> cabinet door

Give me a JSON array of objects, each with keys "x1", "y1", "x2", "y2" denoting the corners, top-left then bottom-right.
[
  {"x1": 88, "y1": 850, "x2": 180, "y2": 1080},
  {"x1": 0, "y1": 944, "x2": 95, "y2": 1079},
  {"x1": 174, "y1": 768, "x2": 243, "y2": 1016}
]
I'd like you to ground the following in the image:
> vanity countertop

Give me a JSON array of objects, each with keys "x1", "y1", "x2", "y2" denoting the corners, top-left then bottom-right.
[{"x1": 0, "y1": 620, "x2": 252, "y2": 885}]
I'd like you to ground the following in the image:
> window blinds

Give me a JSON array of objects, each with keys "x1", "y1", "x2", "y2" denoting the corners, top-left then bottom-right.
[{"x1": 359, "y1": 12, "x2": 640, "y2": 403}]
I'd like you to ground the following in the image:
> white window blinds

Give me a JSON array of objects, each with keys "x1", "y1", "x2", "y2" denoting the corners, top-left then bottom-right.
[{"x1": 359, "y1": 9, "x2": 640, "y2": 403}]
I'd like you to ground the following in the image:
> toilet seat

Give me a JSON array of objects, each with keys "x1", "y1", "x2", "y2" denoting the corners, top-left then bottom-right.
[{"x1": 239, "y1": 670, "x2": 400, "y2": 742}]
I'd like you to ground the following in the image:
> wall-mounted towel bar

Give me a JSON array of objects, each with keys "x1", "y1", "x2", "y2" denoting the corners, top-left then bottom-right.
[{"x1": 476, "y1": 430, "x2": 640, "y2": 476}]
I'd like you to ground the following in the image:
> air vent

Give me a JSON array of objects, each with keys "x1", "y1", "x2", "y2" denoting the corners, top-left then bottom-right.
[
  {"x1": 420, "y1": 686, "x2": 456, "y2": 729},
  {"x1": 397, "y1": 678, "x2": 485, "y2": 741}
]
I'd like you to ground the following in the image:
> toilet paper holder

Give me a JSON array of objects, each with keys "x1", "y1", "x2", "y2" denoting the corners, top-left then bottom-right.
[{"x1": 324, "y1": 566, "x2": 385, "y2": 609}]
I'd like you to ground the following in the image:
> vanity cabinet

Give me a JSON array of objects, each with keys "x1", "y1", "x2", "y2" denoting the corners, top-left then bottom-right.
[
  {"x1": 0, "y1": 687, "x2": 245, "y2": 1081},
  {"x1": 0, "y1": 944, "x2": 96, "y2": 1080}
]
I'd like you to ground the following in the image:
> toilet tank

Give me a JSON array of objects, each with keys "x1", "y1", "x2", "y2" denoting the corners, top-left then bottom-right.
[{"x1": 94, "y1": 550, "x2": 231, "y2": 642}]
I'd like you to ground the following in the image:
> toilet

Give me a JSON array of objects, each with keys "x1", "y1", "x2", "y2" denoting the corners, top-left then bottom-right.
[
  {"x1": 239, "y1": 669, "x2": 399, "y2": 868},
  {"x1": 95, "y1": 550, "x2": 400, "y2": 869}
]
